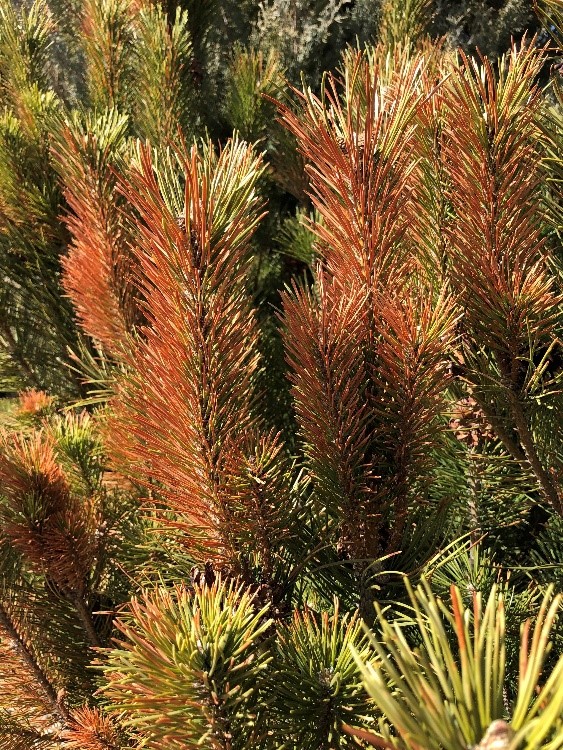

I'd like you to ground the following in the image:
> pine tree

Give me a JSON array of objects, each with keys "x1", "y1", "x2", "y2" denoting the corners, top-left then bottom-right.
[{"x1": 0, "y1": 0, "x2": 563, "y2": 748}]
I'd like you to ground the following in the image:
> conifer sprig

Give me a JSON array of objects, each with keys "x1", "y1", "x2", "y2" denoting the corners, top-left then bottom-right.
[
  {"x1": 53, "y1": 109, "x2": 136, "y2": 355},
  {"x1": 270, "y1": 601, "x2": 374, "y2": 749},
  {"x1": 132, "y1": 3, "x2": 194, "y2": 141},
  {"x1": 277, "y1": 48, "x2": 427, "y2": 288},
  {"x1": 81, "y1": 0, "x2": 135, "y2": 112},
  {"x1": 279, "y1": 49, "x2": 457, "y2": 592},
  {"x1": 61, "y1": 706, "x2": 124, "y2": 750},
  {"x1": 107, "y1": 138, "x2": 295, "y2": 579},
  {"x1": 0, "y1": 0, "x2": 86, "y2": 396},
  {"x1": 443, "y1": 44, "x2": 563, "y2": 512},
  {"x1": 282, "y1": 273, "x2": 376, "y2": 558},
  {"x1": 349, "y1": 580, "x2": 563, "y2": 750},
  {"x1": 102, "y1": 578, "x2": 273, "y2": 750}
]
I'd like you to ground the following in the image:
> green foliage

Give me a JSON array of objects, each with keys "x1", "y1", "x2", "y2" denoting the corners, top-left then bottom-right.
[
  {"x1": 132, "y1": 4, "x2": 195, "y2": 141},
  {"x1": 378, "y1": 0, "x2": 433, "y2": 51},
  {"x1": 537, "y1": 0, "x2": 563, "y2": 47},
  {"x1": 269, "y1": 603, "x2": 375, "y2": 749},
  {"x1": 352, "y1": 579, "x2": 563, "y2": 750},
  {"x1": 277, "y1": 207, "x2": 318, "y2": 265},
  {"x1": 0, "y1": 0, "x2": 88, "y2": 396},
  {"x1": 81, "y1": 0, "x2": 135, "y2": 112},
  {"x1": 225, "y1": 46, "x2": 284, "y2": 142},
  {"x1": 0, "y1": 0, "x2": 53, "y2": 98},
  {"x1": 102, "y1": 579, "x2": 273, "y2": 750}
]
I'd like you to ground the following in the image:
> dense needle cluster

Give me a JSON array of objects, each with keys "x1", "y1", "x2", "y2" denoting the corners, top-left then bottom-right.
[{"x1": 0, "y1": 0, "x2": 563, "y2": 749}]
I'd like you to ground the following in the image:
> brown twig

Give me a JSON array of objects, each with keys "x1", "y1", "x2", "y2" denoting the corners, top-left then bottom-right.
[
  {"x1": 73, "y1": 595, "x2": 102, "y2": 649},
  {"x1": 507, "y1": 388, "x2": 563, "y2": 515},
  {"x1": 0, "y1": 602, "x2": 70, "y2": 722}
]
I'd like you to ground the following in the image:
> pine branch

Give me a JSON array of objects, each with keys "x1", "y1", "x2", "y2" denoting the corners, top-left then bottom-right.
[
  {"x1": 0, "y1": 600, "x2": 69, "y2": 722},
  {"x1": 468, "y1": 392, "x2": 528, "y2": 465},
  {"x1": 350, "y1": 580, "x2": 563, "y2": 750},
  {"x1": 81, "y1": 0, "x2": 135, "y2": 112},
  {"x1": 105, "y1": 137, "x2": 296, "y2": 577},
  {"x1": 221, "y1": 429, "x2": 296, "y2": 594},
  {"x1": 378, "y1": 0, "x2": 433, "y2": 52},
  {"x1": 72, "y1": 593, "x2": 102, "y2": 649},
  {"x1": 369, "y1": 287, "x2": 458, "y2": 549},
  {"x1": 279, "y1": 49, "x2": 456, "y2": 591},
  {"x1": 443, "y1": 44, "x2": 563, "y2": 511},
  {"x1": 270, "y1": 601, "x2": 375, "y2": 749},
  {"x1": 0, "y1": 0, "x2": 54, "y2": 100},
  {"x1": 0, "y1": 430, "x2": 98, "y2": 594},
  {"x1": 131, "y1": 3, "x2": 194, "y2": 142},
  {"x1": 282, "y1": 272, "x2": 377, "y2": 558},
  {"x1": 102, "y1": 579, "x2": 272, "y2": 750},
  {"x1": 61, "y1": 706, "x2": 124, "y2": 750},
  {"x1": 0, "y1": 0, "x2": 87, "y2": 398},
  {"x1": 277, "y1": 47, "x2": 426, "y2": 289},
  {"x1": 506, "y1": 387, "x2": 563, "y2": 514},
  {"x1": 535, "y1": 0, "x2": 563, "y2": 47},
  {"x1": 0, "y1": 427, "x2": 116, "y2": 653},
  {"x1": 225, "y1": 47, "x2": 285, "y2": 143},
  {"x1": 53, "y1": 109, "x2": 137, "y2": 355},
  {"x1": 408, "y1": 45, "x2": 452, "y2": 286}
]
